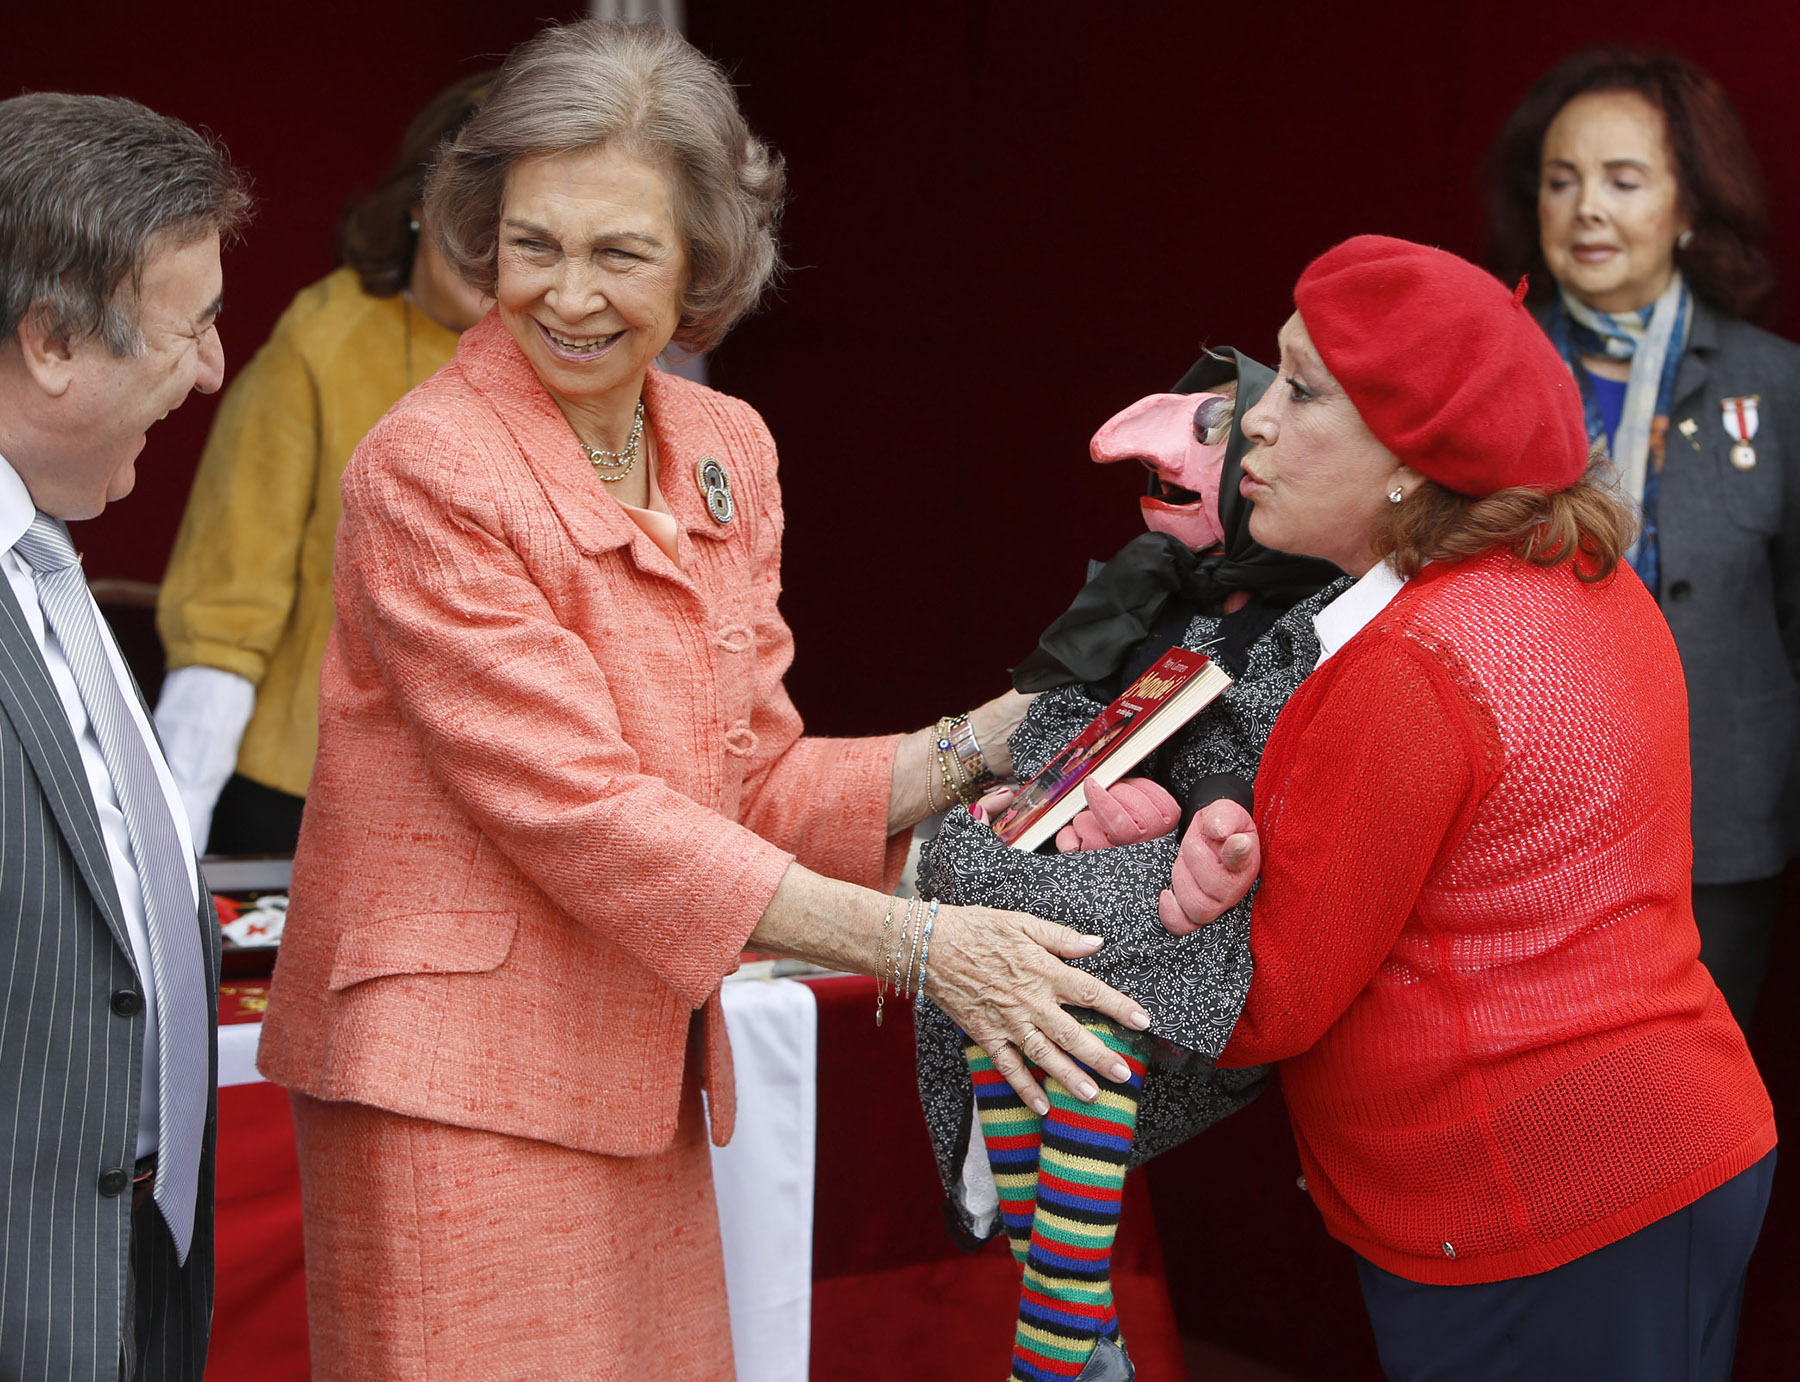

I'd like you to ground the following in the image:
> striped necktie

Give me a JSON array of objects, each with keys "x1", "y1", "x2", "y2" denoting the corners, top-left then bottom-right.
[{"x1": 14, "y1": 513, "x2": 207, "y2": 1262}]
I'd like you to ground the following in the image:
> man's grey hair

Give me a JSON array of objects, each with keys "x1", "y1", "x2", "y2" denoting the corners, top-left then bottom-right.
[
  {"x1": 426, "y1": 19, "x2": 786, "y2": 355},
  {"x1": 0, "y1": 93, "x2": 252, "y2": 356}
]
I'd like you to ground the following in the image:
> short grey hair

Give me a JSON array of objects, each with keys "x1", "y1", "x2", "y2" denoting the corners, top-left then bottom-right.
[
  {"x1": 0, "y1": 92, "x2": 252, "y2": 356},
  {"x1": 426, "y1": 20, "x2": 786, "y2": 354}
]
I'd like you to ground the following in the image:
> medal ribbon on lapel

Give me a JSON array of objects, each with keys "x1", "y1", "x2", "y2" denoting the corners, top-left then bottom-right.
[{"x1": 1721, "y1": 394, "x2": 1761, "y2": 470}]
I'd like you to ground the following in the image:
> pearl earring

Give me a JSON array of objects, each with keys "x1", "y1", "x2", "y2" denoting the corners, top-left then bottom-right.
[
  {"x1": 1388, "y1": 485, "x2": 1405, "y2": 504},
  {"x1": 408, "y1": 217, "x2": 421, "y2": 234},
  {"x1": 1677, "y1": 228, "x2": 1694, "y2": 250}
]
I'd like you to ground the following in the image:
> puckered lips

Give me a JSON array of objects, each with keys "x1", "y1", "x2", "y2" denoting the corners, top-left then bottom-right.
[{"x1": 534, "y1": 317, "x2": 625, "y2": 364}]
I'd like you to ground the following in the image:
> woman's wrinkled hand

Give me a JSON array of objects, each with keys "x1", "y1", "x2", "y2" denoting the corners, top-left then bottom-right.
[
  {"x1": 1055, "y1": 776, "x2": 1181, "y2": 852},
  {"x1": 926, "y1": 905, "x2": 1151, "y2": 1115},
  {"x1": 1157, "y1": 799, "x2": 1260, "y2": 935},
  {"x1": 968, "y1": 689, "x2": 1035, "y2": 781}
]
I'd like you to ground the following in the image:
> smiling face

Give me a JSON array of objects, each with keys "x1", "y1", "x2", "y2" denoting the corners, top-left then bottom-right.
[
  {"x1": 23, "y1": 230, "x2": 225, "y2": 520},
  {"x1": 495, "y1": 144, "x2": 690, "y2": 437},
  {"x1": 1538, "y1": 89, "x2": 1689, "y2": 314},
  {"x1": 1237, "y1": 313, "x2": 1414, "y2": 576}
]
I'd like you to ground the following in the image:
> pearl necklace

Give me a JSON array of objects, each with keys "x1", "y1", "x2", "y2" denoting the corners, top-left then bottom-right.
[{"x1": 579, "y1": 400, "x2": 645, "y2": 482}]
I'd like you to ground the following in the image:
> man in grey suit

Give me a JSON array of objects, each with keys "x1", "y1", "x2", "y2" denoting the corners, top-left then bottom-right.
[{"x1": 0, "y1": 93, "x2": 250, "y2": 1380}]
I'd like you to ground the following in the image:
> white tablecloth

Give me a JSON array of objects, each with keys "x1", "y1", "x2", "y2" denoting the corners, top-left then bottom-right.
[
  {"x1": 710, "y1": 976, "x2": 818, "y2": 1381},
  {"x1": 218, "y1": 974, "x2": 820, "y2": 1382}
]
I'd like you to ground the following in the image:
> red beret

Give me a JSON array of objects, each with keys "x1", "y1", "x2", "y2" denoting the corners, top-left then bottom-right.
[{"x1": 1293, "y1": 235, "x2": 1589, "y2": 498}]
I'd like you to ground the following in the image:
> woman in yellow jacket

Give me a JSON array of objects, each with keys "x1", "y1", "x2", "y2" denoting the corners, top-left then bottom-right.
[{"x1": 155, "y1": 71, "x2": 492, "y2": 852}]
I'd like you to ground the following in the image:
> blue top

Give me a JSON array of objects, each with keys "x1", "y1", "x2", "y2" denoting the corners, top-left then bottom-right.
[{"x1": 1587, "y1": 370, "x2": 1627, "y2": 449}]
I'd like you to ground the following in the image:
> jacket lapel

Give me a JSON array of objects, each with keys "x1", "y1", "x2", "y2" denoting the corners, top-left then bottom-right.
[
  {"x1": 456, "y1": 318, "x2": 742, "y2": 585},
  {"x1": 0, "y1": 569, "x2": 132, "y2": 956},
  {"x1": 458, "y1": 315, "x2": 642, "y2": 560},
  {"x1": 1671, "y1": 296, "x2": 1717, "y2": 412}
]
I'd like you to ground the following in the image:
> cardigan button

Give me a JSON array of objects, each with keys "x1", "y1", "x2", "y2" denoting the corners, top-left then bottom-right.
[
  {"x1": 715, "y1": 623, "x2": 753, "y2": 653},
  {"x1": 1441, "y1": 1241, "x2": 1456, "y2": 1259},
  {"x1": 1668, "y1": 580, "x2": 1693, "y2": 602}
]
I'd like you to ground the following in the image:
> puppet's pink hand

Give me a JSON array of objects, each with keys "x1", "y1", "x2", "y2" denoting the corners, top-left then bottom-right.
[
  {"x1": 1157, "y1": 800, "x2": 1259, "y2": 934},
  {"x1": 1055, "y1": 777, "x2": 1182, "y2": 852}
]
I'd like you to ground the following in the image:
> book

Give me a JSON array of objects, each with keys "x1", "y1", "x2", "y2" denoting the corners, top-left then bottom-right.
[{"x1": 990, "y1": 647, "x2": 1232, "y2": 852}]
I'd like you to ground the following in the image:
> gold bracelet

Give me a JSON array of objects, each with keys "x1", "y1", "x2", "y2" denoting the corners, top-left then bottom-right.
[
  {"x1": 924, "y1": 745, "x2": 944, "y2": 814},
  {"x1": 934, "y1": 716, "x2": 976, "y2": 807},
  {"x1": 874, "y1": 900, "x2": 896, "y2": 1027}
]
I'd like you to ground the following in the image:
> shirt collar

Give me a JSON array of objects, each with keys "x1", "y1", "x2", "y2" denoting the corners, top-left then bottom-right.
[
  {"x1": 0, "y1": 450, "x2": 40, "y2": 553},
  {"x1": 1313, "y1": 559, "x2": 1406, "y2": 666}
]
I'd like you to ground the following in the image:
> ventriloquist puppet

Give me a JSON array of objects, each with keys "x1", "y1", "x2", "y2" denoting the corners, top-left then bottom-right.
[{"x1": 912, "y1": 348, "x2": 1345, "y2": 1382}]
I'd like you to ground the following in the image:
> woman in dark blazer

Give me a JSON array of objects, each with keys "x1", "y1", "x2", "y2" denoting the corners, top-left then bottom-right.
[{"x1": 1487, "y1": 47, "x2": 1800, "y2": 1026}]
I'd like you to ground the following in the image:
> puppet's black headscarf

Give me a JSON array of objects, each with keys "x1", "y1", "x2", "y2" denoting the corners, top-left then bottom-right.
[{"x1": 1012, "y1": 347, "x2": 1343, "y2": 693}]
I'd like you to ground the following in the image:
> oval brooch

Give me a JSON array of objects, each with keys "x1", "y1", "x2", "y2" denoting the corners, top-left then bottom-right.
[{"x1": 696, "y1": 455, "x2": 735, "y2": 525}]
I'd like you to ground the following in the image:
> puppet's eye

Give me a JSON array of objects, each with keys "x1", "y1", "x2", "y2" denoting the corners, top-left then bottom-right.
[{"x1": 1193, "y1": 395, "x2": 1233, "y2": 441}]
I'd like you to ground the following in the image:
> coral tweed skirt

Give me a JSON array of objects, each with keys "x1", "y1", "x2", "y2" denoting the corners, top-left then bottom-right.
[{"x1": 289, "y1": 1066, "x2": 733, "y2": 1381}]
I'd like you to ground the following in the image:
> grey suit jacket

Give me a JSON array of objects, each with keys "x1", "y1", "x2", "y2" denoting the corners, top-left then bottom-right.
[
  {"x1": 0, "y1": 570, "x2": 218, "y2": 1382},
  {"x1": 1539, "y1": 298, "x2": 1800, "y2": 883}
]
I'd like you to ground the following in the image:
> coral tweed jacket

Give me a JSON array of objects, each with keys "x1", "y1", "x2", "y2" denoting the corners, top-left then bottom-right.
[
  {"x1": 1220, "y1": 548, "x2": 1775, "y2": 1286},
  {"x1": 257, "y1": 314, "x2": 905, "y2": 1154}
]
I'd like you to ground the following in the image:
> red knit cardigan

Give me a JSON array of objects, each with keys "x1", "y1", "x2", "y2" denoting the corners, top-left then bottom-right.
[{"x1": 1220, "y1": 548, "x2": 1775, "y2": 1285}]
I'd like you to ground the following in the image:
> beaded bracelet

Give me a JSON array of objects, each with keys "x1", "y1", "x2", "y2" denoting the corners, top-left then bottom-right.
[
  {"x1": 932, "y1": 716, "x2": 971, "y2": 807},
  {"x1": 891, "y1": 898, "x2": 917, "y2": 1004},
  {"x1": 902, "y1": 896, "x2": 924, "y2": 999},
  {"x1": 912, "y1": 900, "x2": 938, "y2": 1004}
]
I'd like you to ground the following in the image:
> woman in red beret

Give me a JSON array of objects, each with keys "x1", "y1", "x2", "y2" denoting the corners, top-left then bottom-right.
[{"x1": 1163, "y1": 234, "x2": 1775, "y2": 1380}]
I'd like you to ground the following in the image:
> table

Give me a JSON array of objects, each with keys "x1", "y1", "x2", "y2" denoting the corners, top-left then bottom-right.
[{"x1": 205, "y1": 974, "x2": 1185, "y2": 1379}]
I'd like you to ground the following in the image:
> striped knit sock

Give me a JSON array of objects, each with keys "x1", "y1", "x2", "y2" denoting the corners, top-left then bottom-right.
[
  {"x1": 965, "y1": 1034, "x2": 1044, "y2": 1264},
  {"x1": 1010, "y1": 1013, "x2": 1147, "y2": 1382}
]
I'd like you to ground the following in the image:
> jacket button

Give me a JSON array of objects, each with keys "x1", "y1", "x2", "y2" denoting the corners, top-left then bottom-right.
[
  {"x1": 110, "y1": 989, "x2": 143, "y2": 1018},
  {"x1": 1668, "y1": 580, "x2": 1693, "y2": 602},
  {"x1": 97, "y1": 1168, "x2": 129, "y2": 1198}
]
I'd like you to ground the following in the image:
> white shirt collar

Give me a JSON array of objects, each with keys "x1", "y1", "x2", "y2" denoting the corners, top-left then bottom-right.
[
  {"x1": 1313, "y1": 559, "x2": 1407, "y2": 667},
  {"x1": 0, "y1": 450, "x2": 39, "y2": 553}
]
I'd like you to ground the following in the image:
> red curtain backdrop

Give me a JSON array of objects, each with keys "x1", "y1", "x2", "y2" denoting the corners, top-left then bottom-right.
[{"x1": 6, "y1": 0, "x2": 1797, "y2": 726}]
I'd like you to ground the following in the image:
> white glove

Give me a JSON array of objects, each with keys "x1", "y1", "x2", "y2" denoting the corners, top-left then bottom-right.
[{"x1": 153, "y1": 666, "x2": 254, "y2": 851}]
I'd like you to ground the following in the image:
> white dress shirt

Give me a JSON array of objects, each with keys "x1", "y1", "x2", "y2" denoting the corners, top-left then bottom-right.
[
  {"x1": 1312, "y1": 559, "x2": 1407, "y2": 668},
  {"x1": 0, "y1": 452, "x2": 200, "y2": 1158}
]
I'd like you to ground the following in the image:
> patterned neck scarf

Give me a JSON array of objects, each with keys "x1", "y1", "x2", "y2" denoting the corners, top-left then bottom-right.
[{"x1": 1545, "y1": 271, "x2": 1690, "y2": 584}]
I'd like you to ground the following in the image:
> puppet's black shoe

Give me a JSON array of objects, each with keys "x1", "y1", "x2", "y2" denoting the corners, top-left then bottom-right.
[{"x1": 1073, "y1": 1337, "x2": 1134, "y2": 1382}]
